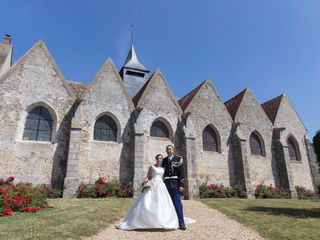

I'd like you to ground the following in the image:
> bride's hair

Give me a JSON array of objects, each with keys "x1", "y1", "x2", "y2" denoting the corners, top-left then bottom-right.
[{"x1": 155, "y1": 154, "x2": 163, "y2": 160}]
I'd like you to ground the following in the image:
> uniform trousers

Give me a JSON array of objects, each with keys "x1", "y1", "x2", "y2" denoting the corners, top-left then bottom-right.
[{"x1": 166, "y1": 186, "x2": 185, "y2": 227}]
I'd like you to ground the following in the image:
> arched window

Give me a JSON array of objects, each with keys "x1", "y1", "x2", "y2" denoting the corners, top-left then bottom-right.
[
  {"x1": 23, "y1": 106, "x2": 53, "y2": 142},
  {"x1": 150, "y1": 121, "x2": 169, "y2": 138},
  {"x1": 94, "y1": 115, "x2": 117, "y2": 142},
  {"x1": 287, "y1": 137, "x2": 301, "y2": 161},
  {"x1": 202, "y1": 126, "x2": 219, "y2": 152},
  {"x1": 250, "y1": 132, "x2": 264, "y2": 156}
]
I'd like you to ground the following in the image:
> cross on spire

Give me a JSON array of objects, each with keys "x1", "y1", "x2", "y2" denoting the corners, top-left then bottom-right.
[{"x1": 130, "y1": 22, "x2": 135, "y2": 45}]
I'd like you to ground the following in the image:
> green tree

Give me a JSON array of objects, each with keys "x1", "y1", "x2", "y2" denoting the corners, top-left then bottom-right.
[{"x1": 313, "y1": 131, "x2": 320, "y2": 166}]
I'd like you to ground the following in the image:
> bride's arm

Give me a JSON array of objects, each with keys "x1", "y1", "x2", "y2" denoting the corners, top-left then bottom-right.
[{"x1": 145, "y1": 166, "x2": 152, "y2": 182}]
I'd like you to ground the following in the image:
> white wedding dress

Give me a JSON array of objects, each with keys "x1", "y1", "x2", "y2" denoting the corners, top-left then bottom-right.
[{"x1": 116, "y1": 165, "x2": 179, "y2": 230}]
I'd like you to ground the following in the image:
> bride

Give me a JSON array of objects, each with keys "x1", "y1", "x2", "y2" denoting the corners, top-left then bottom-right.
[{"x1": 115, "y1": 154, "x2": 179, "y2": 230}]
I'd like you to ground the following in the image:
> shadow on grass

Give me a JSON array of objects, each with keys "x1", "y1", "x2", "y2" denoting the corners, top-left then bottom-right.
[{"x1": 244, "y1": 206, "x2": 320, "y2": 219}]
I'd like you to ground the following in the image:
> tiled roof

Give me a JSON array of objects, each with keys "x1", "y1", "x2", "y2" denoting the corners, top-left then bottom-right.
[
  {"x1": 224, "y1": 89, "x2": 247, "y2": 120},
  {"x1": 132, "y1": 76, "x2": 152, "y2": 107},
  {"x1": 178, "y1": 80, "x2": 206, "y2": 111},
  {"x1": 65, "y1": 80, "x2": 89, "y2": 99},
  {"x1": 261, "y1": 94, "x2": 284, "y2": 124}
]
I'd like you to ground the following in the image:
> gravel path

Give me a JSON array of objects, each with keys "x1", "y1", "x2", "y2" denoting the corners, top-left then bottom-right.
[{"x1": 86, "y1": 200, "x2": 264, "y2": 240}]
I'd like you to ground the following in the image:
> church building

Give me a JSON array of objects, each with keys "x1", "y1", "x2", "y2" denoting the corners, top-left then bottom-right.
[{"x1": 0, "y1": 35, "x2": 318, "y2": 199}]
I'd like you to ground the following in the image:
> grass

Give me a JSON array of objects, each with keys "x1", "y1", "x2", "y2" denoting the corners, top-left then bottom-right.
[
  {"x1": 2, "y1": 197, "x2": 320, "y2": 240},
  {"x1": 201, "y1": 198, "x2": 320, "y2": 240},
  {"x1": 0, "y1": 198, "x2": 134, "y2": 240}
]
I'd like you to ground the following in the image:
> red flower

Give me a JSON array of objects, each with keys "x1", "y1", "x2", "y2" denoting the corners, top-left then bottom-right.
[
  {"x1": 5, "y1": 208, "x2": 12, "y2": 216},
  {"x1": 32, "y1": 207, "x2": 39, "y2": 213},
  {"x1": 25, "y1": 207, "x2": 32, "y2": 213}
]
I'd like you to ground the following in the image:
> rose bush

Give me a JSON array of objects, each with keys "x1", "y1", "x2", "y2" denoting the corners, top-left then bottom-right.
[
  {"x1": 77, "y1": 176, "x2": 134, "y2": 198},
  {"x1": 295, "y1": 185, "x2": 316, "y2": 199},
  {"x1": 255, "y1": 184, "x2": 290, "y2": 199},
  {"x1": 199, "y1": 183, "x2": 247, "y2": 198},
  {"x1": 0, "y1": 176, "x2": 52, "y2": 217}
]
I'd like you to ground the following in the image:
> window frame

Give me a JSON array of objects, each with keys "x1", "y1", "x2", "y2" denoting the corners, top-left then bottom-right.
[
  {"x1": 150, "y1": 120, "x2": 170, "y2": 138},
  {"x1": 287, "y1": 135, "x2": 301, "y2": 161},
  {"x1": 93, "y1": 115, "x2": 118, "y2": 142},
  {"x1": 249, "y1": 131, "x2": 266, "y2": 156},
  {"x1": 22, "y1": 105, "x2": 55, "y2": 143},
  {"x1": 202, "y1": 125, "x2": 220, "y2": 152}
]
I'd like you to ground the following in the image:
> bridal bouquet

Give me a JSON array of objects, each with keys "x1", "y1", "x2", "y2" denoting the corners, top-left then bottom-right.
[{"x1": 142, "y1": 179, "x2": 151, "y2": 192}]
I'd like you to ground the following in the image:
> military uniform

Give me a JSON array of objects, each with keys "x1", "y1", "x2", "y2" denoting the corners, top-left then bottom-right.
[{"x1": 162, "y1": 154, "x2": 185, "y2": 228}]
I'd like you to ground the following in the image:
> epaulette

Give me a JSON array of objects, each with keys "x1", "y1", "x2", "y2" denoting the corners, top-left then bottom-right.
[{"x1": 172, "y1": 155, "x2": 183, "y2": 167}]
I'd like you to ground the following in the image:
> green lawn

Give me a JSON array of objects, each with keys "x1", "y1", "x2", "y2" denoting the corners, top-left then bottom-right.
[
  {"x1": 0, "y1": 198, "x2": 134, "y2": 240},
  {"x1": 2, "y1": 198, "x2": 320, "y2": 240},
  {"x1": 201, "y1": 198, "x2": 320, "y2": 240}
]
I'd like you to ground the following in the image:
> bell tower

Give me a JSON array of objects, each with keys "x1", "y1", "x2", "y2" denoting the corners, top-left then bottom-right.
[{"x1": 119, "y1": 44, "x2": 150, "y2": 97}]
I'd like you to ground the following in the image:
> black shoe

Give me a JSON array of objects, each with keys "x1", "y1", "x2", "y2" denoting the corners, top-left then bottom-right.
[{"x1": 179, "y1": 225, "x2": 186, "y2": 230}]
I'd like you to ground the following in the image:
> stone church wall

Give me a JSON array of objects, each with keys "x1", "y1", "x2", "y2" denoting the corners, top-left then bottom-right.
[
  {"x1": 0, "y1": 43, "x2": 74, "y2": 187},
  {"x1": 274, "y1": 96, "x2": 314, "y2": 190},
  {"x1": 184, "y1": 82, "x2": 233, "y2": 186},
  {"x1": 234, "y1": 90, "x2": 275, "y2": 187},
  {"x1": 306, "y1": 139, "x2": 320, "y2": 188},
  {"x1": 132, "y1": 71, "x2": 182, "y2": 192},
  {"x1": 74, "y1": 60, "x2": 134, "y2": 184}
]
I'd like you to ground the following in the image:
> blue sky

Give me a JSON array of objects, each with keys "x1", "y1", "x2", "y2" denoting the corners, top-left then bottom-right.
[{"x1": 1, "y1": 0, "x2": 319, "y2": 138}]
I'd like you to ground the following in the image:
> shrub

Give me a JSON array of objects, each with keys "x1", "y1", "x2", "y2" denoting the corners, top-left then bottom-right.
[
  {"x1": 0, "y1": 176, "x2": 51, "y2": 217},
  {"x1": 77, "y1": 176, "x2": 133, "y2": 198},
  {"x1": 255, "y1": 184, "x2": 290, "y2": 199},
  {"x1": 199, "y1": 183, "x2": 247, "y2": 198},
  {"x1": 295, "y1": 185, "x2": 316, "y2": 199},
  {"x1": 229, "y1": 184, "x2": 247, "y2": 198},
  {"x1": 77, "y1": 183, "x2": 96, "y2": 198},
  {"x1": 38, "y1": 185, "x2": 63, "y2": 198},
  {"x1": 95, "y1": 176, "x2": 113, "y2": 197}
]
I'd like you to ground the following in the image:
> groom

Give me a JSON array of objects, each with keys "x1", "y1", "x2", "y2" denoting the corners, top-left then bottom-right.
[{"x1": 162, "y1": 145, "x2": 186, "y2": 230}]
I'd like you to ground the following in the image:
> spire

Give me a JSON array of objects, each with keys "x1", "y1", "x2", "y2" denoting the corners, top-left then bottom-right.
[
  {"x1": 123, "y1": 44, "x2": 147, "y2": 71},
  {"x1": 119, "y1": 27, "x2": 150, "y2": 97}
]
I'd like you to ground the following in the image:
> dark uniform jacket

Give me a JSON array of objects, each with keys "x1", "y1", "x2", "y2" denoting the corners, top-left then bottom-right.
[{"x1": 162, "y1": 155, "x2": 185, "y2": 189}]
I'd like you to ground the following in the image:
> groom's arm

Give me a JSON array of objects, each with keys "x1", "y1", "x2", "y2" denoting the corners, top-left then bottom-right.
[{"x1": 177, "y1": 159, "x2": 185, "y2": 191}]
